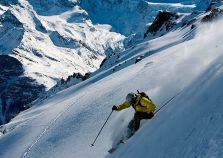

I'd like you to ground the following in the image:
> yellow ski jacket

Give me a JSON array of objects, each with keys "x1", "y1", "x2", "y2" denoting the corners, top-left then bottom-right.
[{"x1": 116, "y1": 93, "x2": 156, "y2": 113}]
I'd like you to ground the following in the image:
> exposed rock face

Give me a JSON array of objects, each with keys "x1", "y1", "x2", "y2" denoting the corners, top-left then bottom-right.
[
  {"x1": 144, "y1": 11, "x2": 179, "y2": 38},
  {"x1": 206, "y1": 0, "x2": 222, "y2": 11},
  {"x1": 202, "y1": 8, "x2": 223, "y2": 22},
  {"x1": 0, "y1": 55, "x2": 45, "y2": 124},
  {"x1": 49, "y1": 31, "x2": 79, "y2": 49},
  {"x1": 0, "y1": 10, "x2": 24, "y2": 54}
]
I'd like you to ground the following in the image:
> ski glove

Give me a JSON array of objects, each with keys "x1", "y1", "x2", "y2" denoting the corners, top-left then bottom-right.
[{"x1": 112, "y1": 105, "x2": 118, "y2": 111}]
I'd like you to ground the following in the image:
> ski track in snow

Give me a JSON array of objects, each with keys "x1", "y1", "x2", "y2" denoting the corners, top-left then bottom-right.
[{"x1": 20, "y1": 95, "x2": 84, "y2": 158}]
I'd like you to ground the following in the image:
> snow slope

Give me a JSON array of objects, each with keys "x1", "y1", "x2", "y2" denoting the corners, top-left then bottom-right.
[
  {"x1": 109, "y1": 21, "x2": 223, "y2": 158},
  {"x1": 1, "y1": 10, "x2": 223, "y2": 158}
]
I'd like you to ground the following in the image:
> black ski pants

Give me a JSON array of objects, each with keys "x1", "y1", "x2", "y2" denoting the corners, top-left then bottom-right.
[{"x1": 128, "y1": 111, "x2": 154, "y2": 132}]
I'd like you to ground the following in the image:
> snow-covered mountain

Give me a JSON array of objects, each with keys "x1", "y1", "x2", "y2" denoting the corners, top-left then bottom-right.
[
  {"x1": 81, "y1": 0, "x2": 204, "y2": 37},
  {"x1": 0, "y1": 0, "x2": 125, "y2": 88},
  {"x1": 0, "y1": 0, "x2": 125, "y2": 124},
  {"x1": 1, "y1": 0, "x2": 223, "y2": 158}
]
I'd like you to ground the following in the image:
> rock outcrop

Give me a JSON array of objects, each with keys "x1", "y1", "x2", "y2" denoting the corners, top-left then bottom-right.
[
  {"x1": 202, "y1": 8, "x2": 223, "y2": 22},
  {"x1": 0, "y1": 55, "x2": 45, "y2": 124},
  {"x1": 144, "y1": 11, "x2": 179, "y2": 38}
]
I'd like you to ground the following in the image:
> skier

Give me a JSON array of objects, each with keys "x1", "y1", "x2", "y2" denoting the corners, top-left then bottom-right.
[{"x1": 112, "y1": 91, "x2": 156, "y2": 139}]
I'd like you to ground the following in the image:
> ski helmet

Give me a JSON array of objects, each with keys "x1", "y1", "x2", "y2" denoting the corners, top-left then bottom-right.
[{"x1": 126, "y1": 93, "x2": 135, "y2": 102}]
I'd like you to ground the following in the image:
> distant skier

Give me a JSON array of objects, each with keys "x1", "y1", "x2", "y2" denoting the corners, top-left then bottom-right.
[{"x1": 112, "y1": 91, "x2": 156, "y2": 139}]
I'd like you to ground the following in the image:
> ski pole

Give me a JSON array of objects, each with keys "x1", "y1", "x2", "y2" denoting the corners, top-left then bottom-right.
[
  {"x1": 91, "y1": 110, "x2": 113, "y2": 147},
  {"x1": 155, "y1": 90, "x2": 183, "y2": 114}
]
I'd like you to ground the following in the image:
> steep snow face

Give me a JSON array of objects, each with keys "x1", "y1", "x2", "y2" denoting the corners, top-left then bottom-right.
[
  {"x1": 1, "y1": 13, "x2": 223, "y2": 158},
  {"x1": 110, "y1": 18, "x2": 223, "y2": 158},
  {"x1": 81, "y1": 0, "x2": 208, "y2": 37}
]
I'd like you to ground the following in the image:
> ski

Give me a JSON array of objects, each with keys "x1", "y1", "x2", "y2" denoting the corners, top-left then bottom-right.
[{"x1": 108, "y1": 140, "x2": 127, "y2": 154}]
